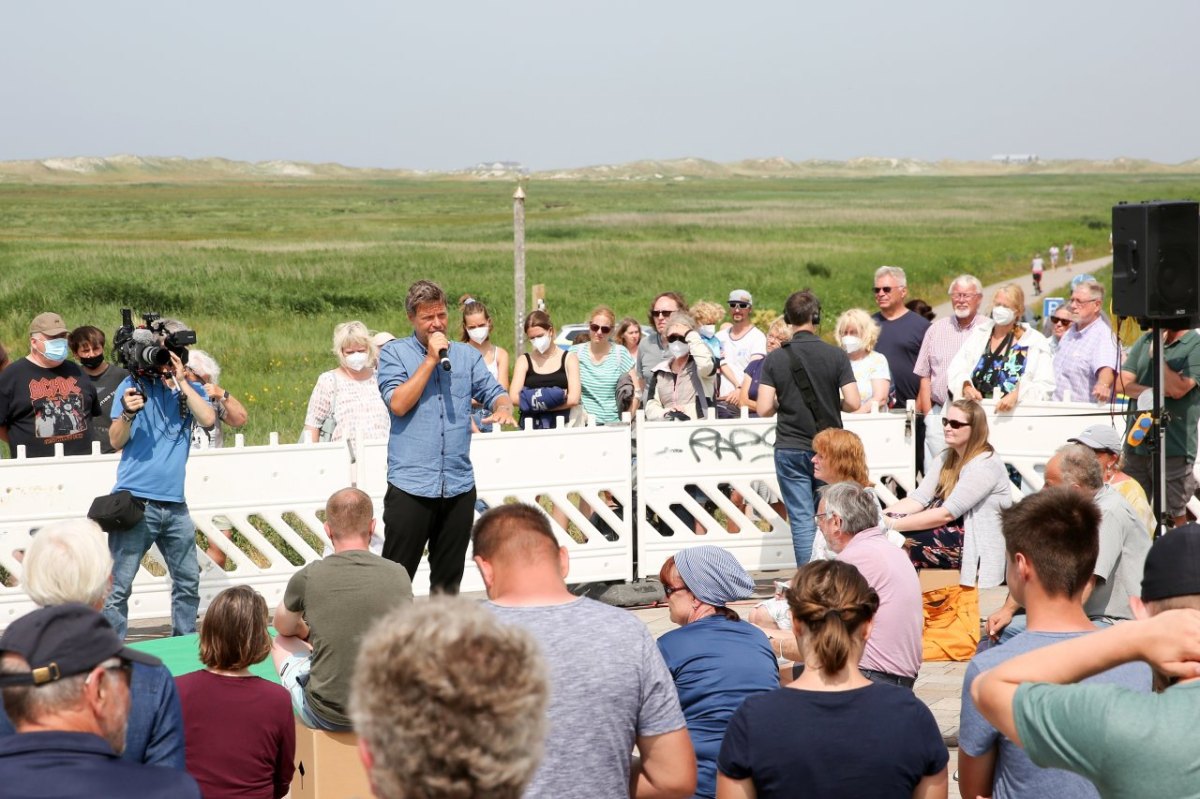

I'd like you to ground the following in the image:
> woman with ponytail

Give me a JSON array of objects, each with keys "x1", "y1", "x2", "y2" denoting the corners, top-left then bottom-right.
[{"x1": 716, "y1": 560, "x2": 949, "y2": 799}]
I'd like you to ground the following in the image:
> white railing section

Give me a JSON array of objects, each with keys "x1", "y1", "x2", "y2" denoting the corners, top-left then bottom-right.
[
  {"x1": 0, "y1": 434, "x2": 349, "y2": 627},
  {"x1": 356, "y1": 420, "x2": 635, "y2": 595},
  {"x1": 634, "y1": 410, "x2": 915, "y2": 580},
  {"x1": 0, "y1": 399, "x2": 1135, "y2": 630}
]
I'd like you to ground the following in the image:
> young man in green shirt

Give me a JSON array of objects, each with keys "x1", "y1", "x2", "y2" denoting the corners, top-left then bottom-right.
[{"x1": 973, "y1": 525, "x2": 1200, "y2": 798}]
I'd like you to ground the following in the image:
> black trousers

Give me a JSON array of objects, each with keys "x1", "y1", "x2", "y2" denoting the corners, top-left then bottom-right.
[{"x1": 381, "y1": 483, "x2": 477, "y2": 594}]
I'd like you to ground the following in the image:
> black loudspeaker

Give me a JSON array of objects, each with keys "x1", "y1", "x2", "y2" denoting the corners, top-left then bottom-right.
[{"x1": 1112, "y1": 200, "x2": 1200, "y2": 320}]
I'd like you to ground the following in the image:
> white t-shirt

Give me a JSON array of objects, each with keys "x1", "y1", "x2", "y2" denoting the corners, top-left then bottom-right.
[
  {"x1": 850, "y1": 350, "x2": 891, "y2": 405},
  {"x1": 715, "y1": 326, "x2": 767, "y2": 394},
  {"x1": 1031, "y1": 257, "x2": 1045, "y2": 274}
]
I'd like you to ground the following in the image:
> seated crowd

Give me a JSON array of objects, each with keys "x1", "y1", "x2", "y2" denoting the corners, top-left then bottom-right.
[{"x1": 6, "y1": 261, "x2": 1200, "y2": 797}]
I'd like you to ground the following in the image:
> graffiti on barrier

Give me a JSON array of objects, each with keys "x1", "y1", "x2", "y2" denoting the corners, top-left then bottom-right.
[{"x1": 688, "y1": 426, "x2": 776, "y2": 463}]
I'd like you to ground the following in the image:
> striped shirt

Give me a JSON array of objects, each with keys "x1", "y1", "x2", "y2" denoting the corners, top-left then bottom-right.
[
  {"x1": 571, "y1": 344, "x2": 634, "y2": 423},
  {"x1": 913, "y1": 314, "x2": 987, "y2": 407}
]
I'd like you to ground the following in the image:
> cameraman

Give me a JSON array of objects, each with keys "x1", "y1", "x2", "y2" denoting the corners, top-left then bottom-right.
[{"x1": 103, "y1": 340, "x2": 215, "y2": 640}]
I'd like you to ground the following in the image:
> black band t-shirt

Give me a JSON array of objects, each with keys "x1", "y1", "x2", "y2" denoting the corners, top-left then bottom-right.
[{"x1": 0, "y1": 358, "x2": 99, "y2": 457}]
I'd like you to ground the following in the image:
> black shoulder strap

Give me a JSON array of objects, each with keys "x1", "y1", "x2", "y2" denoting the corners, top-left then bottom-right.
[{"x1": 783, "y1": 341, "x2": 841, "y2": 432}]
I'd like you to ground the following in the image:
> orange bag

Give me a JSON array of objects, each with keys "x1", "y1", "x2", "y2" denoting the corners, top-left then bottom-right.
[{"x1": 921, "y1": 584, "x2": 979, "y2": 662}]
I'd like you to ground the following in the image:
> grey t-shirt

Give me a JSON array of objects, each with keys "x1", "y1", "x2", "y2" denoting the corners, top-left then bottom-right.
[
  {"x1": 760, "y1": 332, "x2": 855, "y2": 451},
  {"x1": 486, "y1": 597, "x2": 686, "y2": 799},
  {"x1": 960, "y1": 631, "x2": 1150, "y2": 799},
  {"x1": 1086, "y1": 487, "x2": 1151, "y2": 619}
]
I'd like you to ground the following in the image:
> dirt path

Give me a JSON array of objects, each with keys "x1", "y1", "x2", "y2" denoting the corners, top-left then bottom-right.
[{"x1": 930, "y1": 253, "x2": 1113, "y2": 320}]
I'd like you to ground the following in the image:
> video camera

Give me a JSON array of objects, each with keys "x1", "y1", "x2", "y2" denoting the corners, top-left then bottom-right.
[{"x1": 113, "y1": 309, "x2": 197, "y2": 378}]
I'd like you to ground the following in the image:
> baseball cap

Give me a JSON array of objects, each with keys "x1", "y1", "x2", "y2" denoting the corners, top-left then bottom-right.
[
  {"x1": 0, "y1": 604, "x2": 161, "y2": 687},
  {"x1": 1141, "y1": 524, "x2": 1200, "y2": 602},
  {"x1": 673, "y1": 545, "x2": 755, "y2": 607},
  {"x1": 29, "y1": 312, "x2": 68, "y2": 337},
  {"x1": 1069, "y1": 424, "x2": 1123, "y2": 454},
  {"x1": 728, "y1": 290, "x2": 753, "y2": 306}
]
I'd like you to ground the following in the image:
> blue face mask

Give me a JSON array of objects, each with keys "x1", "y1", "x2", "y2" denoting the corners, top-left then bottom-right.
[{"x1": 41, "y1": 338, "x2": 68, "y2": 362}]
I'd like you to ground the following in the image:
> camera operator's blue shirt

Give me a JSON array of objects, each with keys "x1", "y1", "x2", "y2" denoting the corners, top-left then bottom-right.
[
  {"x1": 111, "y1": 376, "x2": 203, "y2": 502},
  {"x1": 376, "y1": 336, "x2": 505, "y2": 498}
]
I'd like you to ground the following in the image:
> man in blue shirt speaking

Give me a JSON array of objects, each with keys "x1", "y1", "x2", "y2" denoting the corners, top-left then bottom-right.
[{"x1": 377, "y1": 280, "x2": 514, "y2": 593}]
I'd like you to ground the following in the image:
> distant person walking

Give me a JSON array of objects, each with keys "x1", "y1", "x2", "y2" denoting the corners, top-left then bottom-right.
[
  {"x1": 1030, "y1": 253, "x2": 1045, "y2": 296},
  {"x1": 1048, "y1": 245, "x2": 1060, "y2": 269}
]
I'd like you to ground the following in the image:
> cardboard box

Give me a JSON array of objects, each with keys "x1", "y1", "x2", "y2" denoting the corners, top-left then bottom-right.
[
  {"x1": 291, "y1": 720, "x2": 373, "y2": 799},
  {"x1": 918, "y1": 567, "x2": 961, "y2": 593}
]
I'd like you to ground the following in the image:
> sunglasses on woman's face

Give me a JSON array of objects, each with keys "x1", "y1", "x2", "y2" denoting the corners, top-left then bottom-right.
[
  {"x1": 942, "y1": 418, "x2": 971, "y2": 429},
  {"x1": 1051, "y1": 317, "x2": 1072, "y2": 326},
  {"x1": 589, "y1": 324, "x2": 612, "y2": 334},
  {"x1": 667, "y1": 333, "x2": 688, "y2": 343}
]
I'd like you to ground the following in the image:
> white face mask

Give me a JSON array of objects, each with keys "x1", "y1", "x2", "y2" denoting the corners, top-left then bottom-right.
[
  {"x1": 991, "y1": 307, "x2": 1016, "y2": 326},
  {"x1": 344, "y1": 352, "x2": 369, "y2": 371},
  {"x1": 668, "y1": 340, "x2": 689, "y2": 359},
  {"x1": 840, "y1": 335, "x2": 863, "y2": 354},
  {"x1": 699, "y1": 324, "x2": 716, "y2": 338},
  {"x1": 467, "y1": 326, "x2": 490, "y2": 344},
  {"x1": 531, "y1": 334, "x2": 552, "y2": 354}
]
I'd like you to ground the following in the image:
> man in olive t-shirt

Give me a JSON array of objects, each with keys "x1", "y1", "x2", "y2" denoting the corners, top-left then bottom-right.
[{"x1": 272, "y1": 488, "x2": 412, "y2": 730}]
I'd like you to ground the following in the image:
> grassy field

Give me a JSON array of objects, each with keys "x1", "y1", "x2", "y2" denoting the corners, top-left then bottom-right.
[{"x1": 0, "y1": 172, "x2": 1195, "y2": 445}]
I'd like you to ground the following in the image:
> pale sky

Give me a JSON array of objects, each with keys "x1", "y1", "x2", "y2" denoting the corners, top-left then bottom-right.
[{"x1": 3, "y1": 1, "x2": 1197, "y2": 171}]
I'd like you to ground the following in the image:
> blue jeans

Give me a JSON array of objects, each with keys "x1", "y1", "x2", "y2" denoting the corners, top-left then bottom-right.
[
  {"x1": 103, "y1": 499, "x2": 200, "y2": 640},
  {"x1": 775, "y1": 448, "x2": 822, "y2": 566}
]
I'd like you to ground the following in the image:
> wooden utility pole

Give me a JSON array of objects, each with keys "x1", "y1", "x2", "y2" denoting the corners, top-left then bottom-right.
[{"x1": 513, "y1": 183, "x2": 526, "y2": 354}]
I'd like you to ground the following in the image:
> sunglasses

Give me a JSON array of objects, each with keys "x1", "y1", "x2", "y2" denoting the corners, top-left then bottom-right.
[
  {"x1": 872, "y1": 286, "x2": 894, "y2": 294},
  {"x1": 589, "y1": 324, "x2": 612, "y2": 334},
  {"x1": 942, "y1": 418, "x2": 971, "y2": 429},
  {"x1": 667, "y1": 334, "x2": 688, "y2": 343},
  {"x1": 728, "y1": 301, "x2": 750, "y2": 310},
  {"x1": 1051, "y1": 317, "x2": 1072, "y2": 326},
  {"x1": 663, "y1": 584, "x2": 689, "y2": 597},
  {"x1": 651, "y1": 309, "x2": 675, "y2": 318}
]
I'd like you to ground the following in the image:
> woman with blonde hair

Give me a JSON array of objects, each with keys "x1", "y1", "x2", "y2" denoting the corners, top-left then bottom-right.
[
  {"x1": 883, "y1": 399, "x2": 1011, "y2": 659},
  {"x1": 947, "y1": 283, "x2": 1054, "y2": 411},
  {"x1": 835, "y1": 308, "x2": 891, "y2": 412},
  {"x1": 717, "y1": 560, "x2": 949, "y2": 798},
  {"x1": 571, "y1": 304, "x2": 639, "y2": 424},
  {"x1": 303, "y1": 320, "x2": 390, "y2": 443}
]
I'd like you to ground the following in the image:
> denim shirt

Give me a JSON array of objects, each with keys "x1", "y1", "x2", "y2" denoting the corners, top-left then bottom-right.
[
  {"x1": 0, "y1": 662, "x2": 185, "y2": 769},
  {"x1": 377, "y1": 335, "x2": 506, "y2": 498}
]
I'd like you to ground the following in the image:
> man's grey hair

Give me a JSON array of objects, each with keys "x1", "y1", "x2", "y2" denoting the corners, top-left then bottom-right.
[
  {"x1": 664, "y1": 311, "x2": 698, "y2": 334},
  {"x1": 874, "y1": 265, "x2": 907, "y2": 286},
  {"x1": 948, "y1": 274, "x2": 983, "y2": 295},
  {"x1": 1055, "y1": 443, "x2": 1104, "y2": 492},
  {"x1": 818, "y1": 482, "x2": 879, "y2": 535},
  {"x1": 1074, "y1": 279, "x2": 1105, "y2": 302},
  {"x1": 185, "y1": 349, "x2": 220, "y2": 384},
  {"x1": 0, "y1": 655, "x2": 90, "y2": 727},
  {"x1": 23, "y1": 519, "x2": 112, "y2": 608},
  {"x1": 351, "y1": 596, "x2": 549, "y2": 799},
  {"x1": 405, "y1": 280, "x2": 448, "y2": 317}
]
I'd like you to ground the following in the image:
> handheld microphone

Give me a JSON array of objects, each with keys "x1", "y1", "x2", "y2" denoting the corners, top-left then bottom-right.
[{"x1": 438, "y1": 347, "x2": 452, "y2": 372}]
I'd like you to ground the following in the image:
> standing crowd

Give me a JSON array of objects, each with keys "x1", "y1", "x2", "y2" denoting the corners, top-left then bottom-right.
[{"x1": 2, "y1": 258, "x2": 1200, "y2": 797}]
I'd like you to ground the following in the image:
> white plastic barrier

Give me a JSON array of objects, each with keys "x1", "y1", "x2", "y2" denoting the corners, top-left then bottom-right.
[
  {"x1": 635, "y1": 410, "x2": 915, "y2": 580},
  {"x1": 985, "y1": 399, "x2": 1126, "y2": 495},
  {"x1": 0, "y1": 435, "x2": 349, "y2": 629},
  {"x1": 0, "y1": 399, "x2": 1138, "y2": 630},
  {"x1": 356, "y1": 422, "x2": 635, "y2": 595}
]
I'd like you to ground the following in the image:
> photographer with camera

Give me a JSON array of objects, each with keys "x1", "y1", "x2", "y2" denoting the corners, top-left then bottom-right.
[{"x1": 102, "y1": 313, "x2": 215, "y2": 640}]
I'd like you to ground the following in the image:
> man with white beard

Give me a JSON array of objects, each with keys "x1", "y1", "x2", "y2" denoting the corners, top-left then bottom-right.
[{"x1": 914, "y1": 275, "x2": 987, "y2": 464}]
